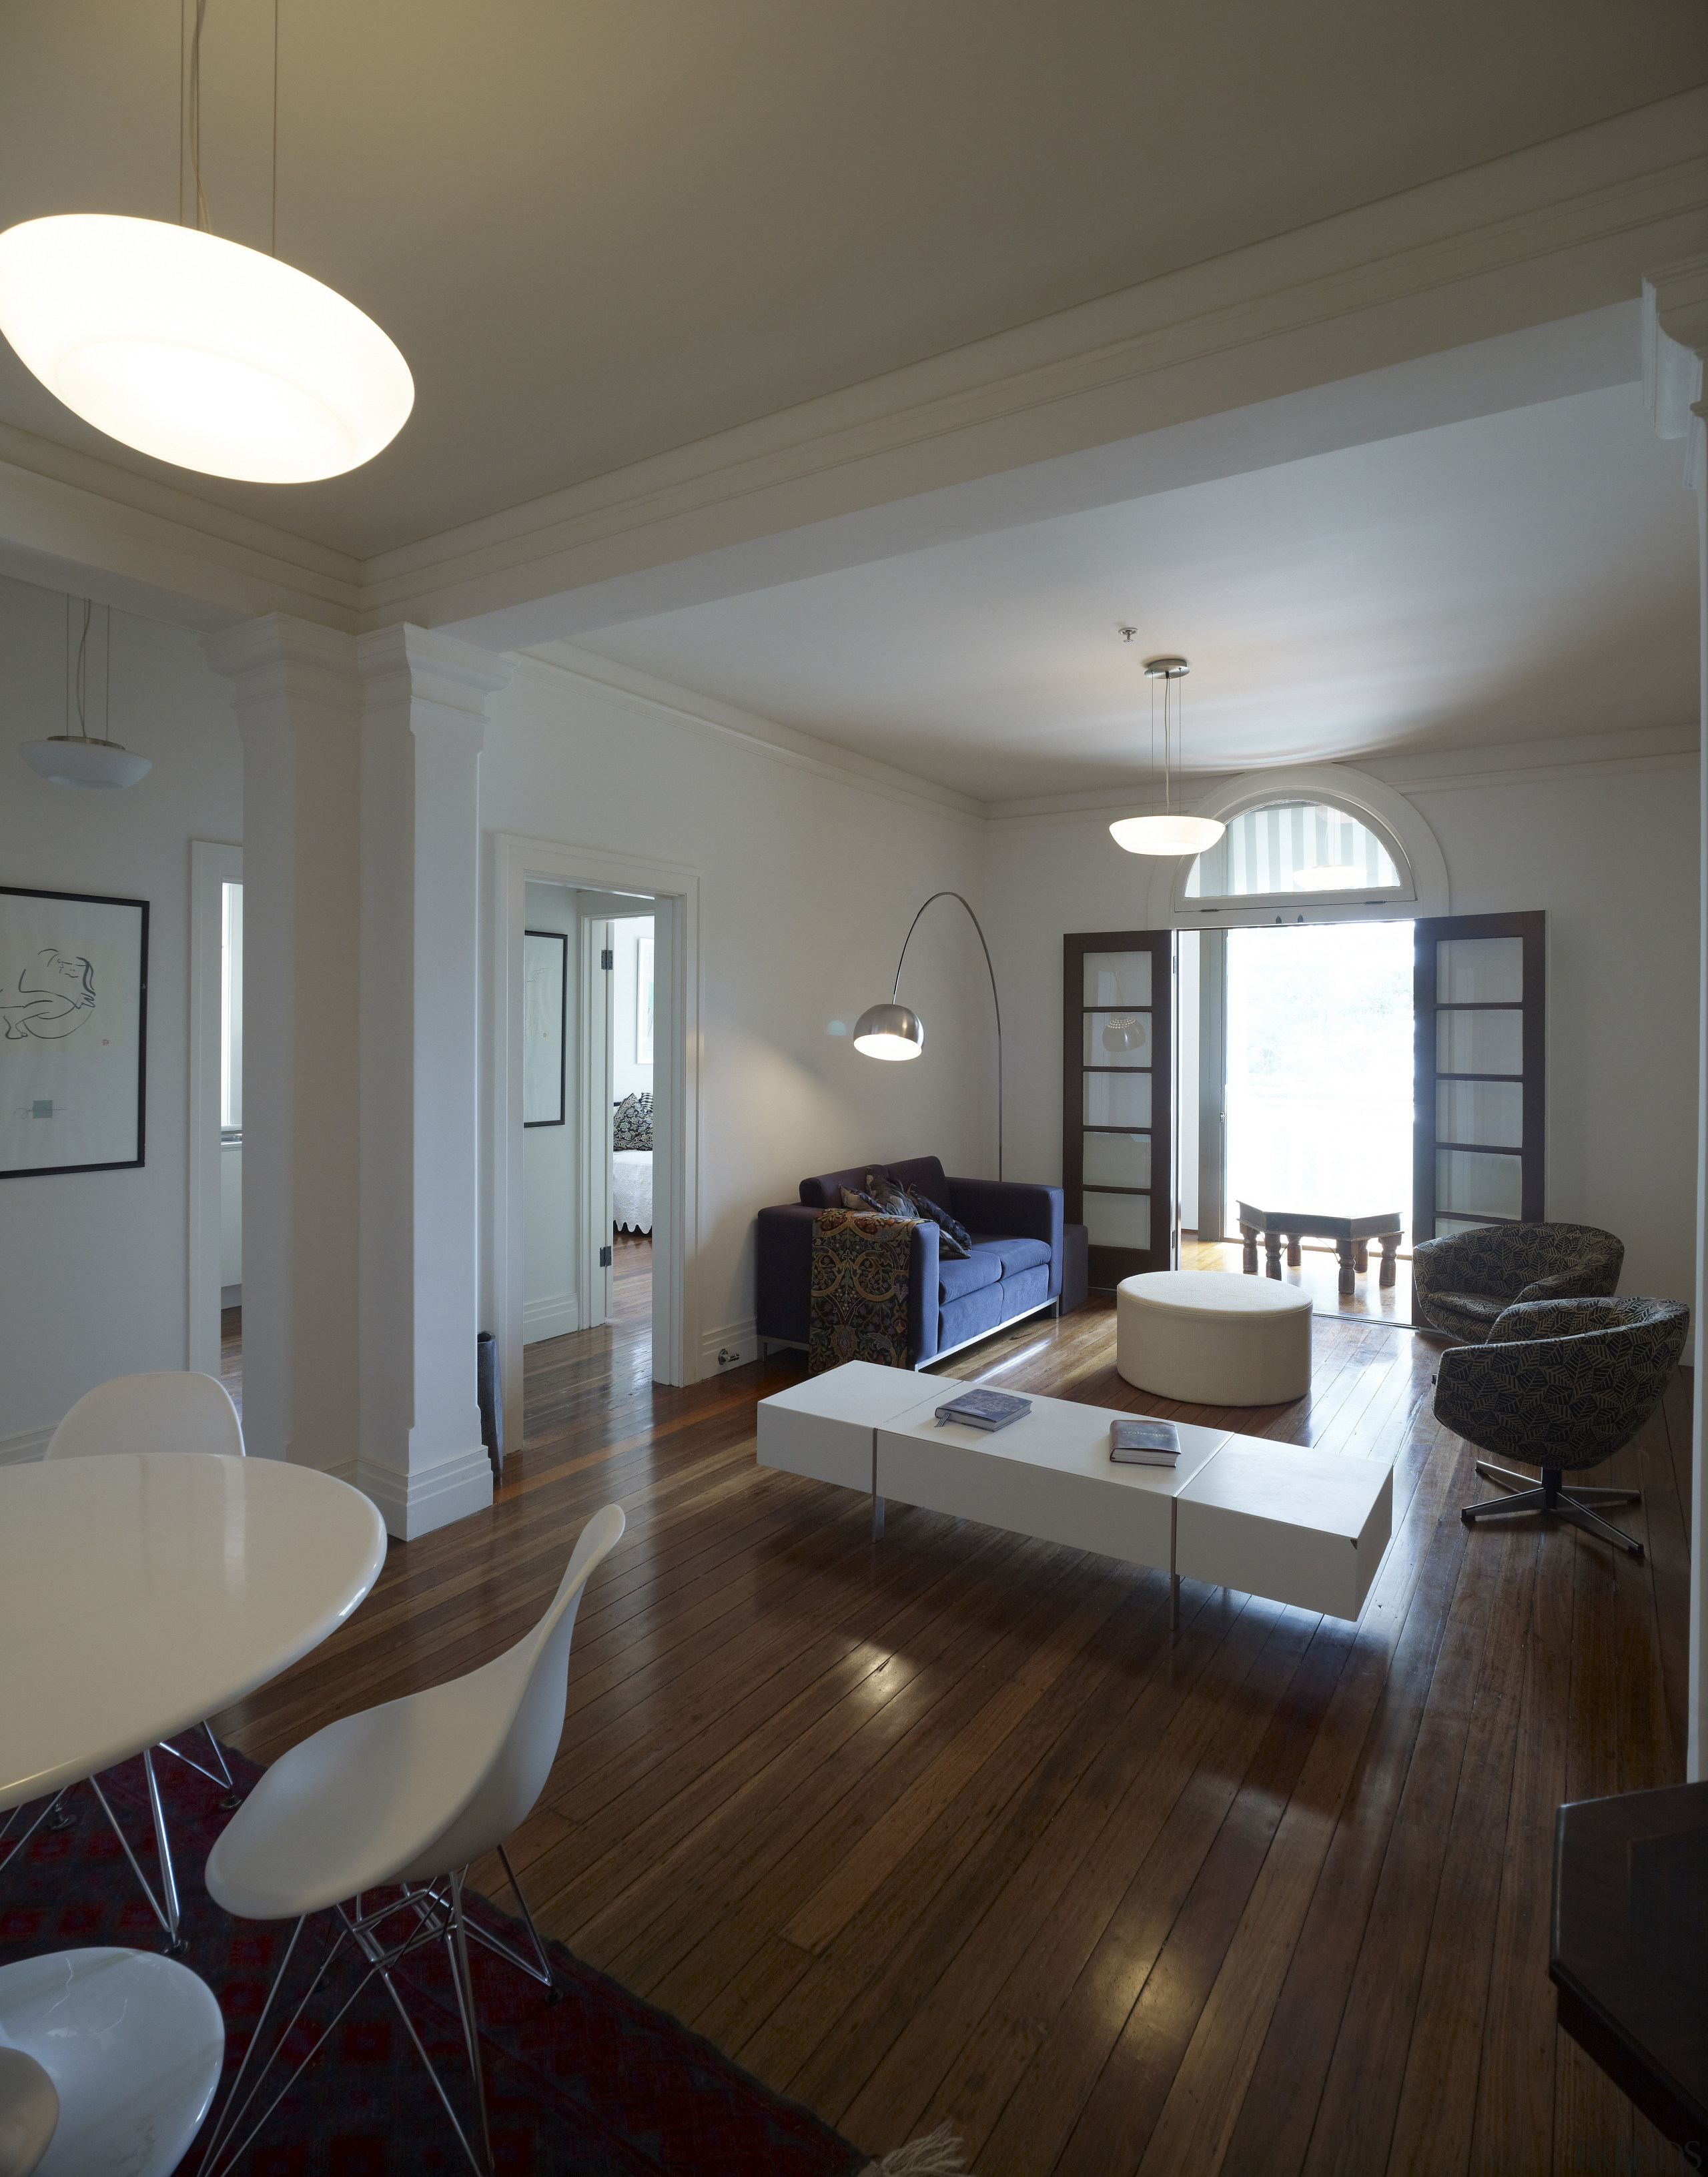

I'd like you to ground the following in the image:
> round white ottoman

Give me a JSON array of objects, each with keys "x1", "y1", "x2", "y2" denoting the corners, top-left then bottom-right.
[{"x1": 1116, "y1": 1270, "x2": 1312, "y2": 1404}]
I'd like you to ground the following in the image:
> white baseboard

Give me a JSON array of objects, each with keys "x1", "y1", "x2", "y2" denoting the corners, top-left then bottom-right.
[
  {"x1": 354, "y1": 1442, "x2": 494, "y2": 1541},
  {"x1": 701, "y1": 1316, "x2": 759, "y2": 1374},
  {"x1": 0, "y1": 1424, "x2": 52, "y2": 1466},
  {"x1": 524, "y1": 1290, "x2": 578, "y2": 1344}
]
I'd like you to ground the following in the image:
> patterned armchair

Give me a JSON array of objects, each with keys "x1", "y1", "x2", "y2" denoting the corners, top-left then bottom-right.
[
  {"x1": 1434, "y1": 1295, "x2": 1689, "y2": 1559},
  {"x1": 1410, "y1": 1222, "x2": 1623, "y2": 1344}
]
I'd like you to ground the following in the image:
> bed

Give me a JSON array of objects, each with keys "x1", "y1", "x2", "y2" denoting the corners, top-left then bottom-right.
[{"x1": 614, "y1": 1149, "x2": 653, "y2": 1234}]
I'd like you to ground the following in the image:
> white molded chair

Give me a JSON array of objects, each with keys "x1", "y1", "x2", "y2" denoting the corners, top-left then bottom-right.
[
  {"x1": 0, "y1": 1373, "x2": 246, "y2": 1947},
  {"x1": 0, "y1": 1947, "x2": 224, "y2": 2176},
  {"x1": 199, "y1": 1502, "x2": 626, "y2": 2177}
]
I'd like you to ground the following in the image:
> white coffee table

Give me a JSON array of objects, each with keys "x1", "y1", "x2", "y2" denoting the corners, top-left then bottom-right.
[
  {"x1": 0, "y1": 1452, "x2": 388, "y2": 1815},
  {"x1": 758, "y1": 1362, "x2": 1390, "y2": 1623}
]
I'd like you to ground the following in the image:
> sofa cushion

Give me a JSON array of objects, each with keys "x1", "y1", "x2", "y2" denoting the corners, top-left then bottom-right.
[
  {"x1": 913, "y1": 1190, "x2": 972, "y2": 1259},
  {"x1": 938, "y1": 1280, "x2": 1007, "y2": 1354},
  {"x1": 971, "y1": 1234, "x2": 1052, "y2": 1280},
  {"x1": 997, "y1": 1262, "x2": 1051, "y2": 1322},
  {"x1": 938, "y1": 1243, "x2": 1004, "y2": 1304}
]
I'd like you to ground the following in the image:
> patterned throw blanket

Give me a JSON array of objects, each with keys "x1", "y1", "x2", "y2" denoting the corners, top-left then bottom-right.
[{"x1": 809, "y1": 1208, "x2": 916, "y2": 1374}]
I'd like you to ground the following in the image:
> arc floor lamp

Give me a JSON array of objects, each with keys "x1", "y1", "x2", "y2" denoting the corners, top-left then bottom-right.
[{"x1": 853, "y1": 890, "x2": 1003, "y2": 1179}]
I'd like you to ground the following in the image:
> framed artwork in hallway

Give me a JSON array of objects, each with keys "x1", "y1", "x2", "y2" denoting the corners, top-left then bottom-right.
[{"x1": 0, "y1": 883, "x2": 148, "y2": 1179}]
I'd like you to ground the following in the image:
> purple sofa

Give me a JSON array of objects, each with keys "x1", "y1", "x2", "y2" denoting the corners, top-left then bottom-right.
[{"x1": 755, "y1": 1156, "x2": 1065, "y2": 1368}]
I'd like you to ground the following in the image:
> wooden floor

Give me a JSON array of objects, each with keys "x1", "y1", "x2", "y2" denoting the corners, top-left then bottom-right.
[{"x1": 212, "y1": 1281, "x2": 1692, "y2": 2174}]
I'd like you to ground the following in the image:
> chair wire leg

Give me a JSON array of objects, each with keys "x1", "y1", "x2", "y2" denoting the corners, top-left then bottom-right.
[
  {"x1": 87, "y1": 1773, "x2": 179, "y2": 1947},
  {"x1": 141, "y1": 1747, "x2": 183, "y2": 1947},
  {"x1": 0, "y1": 1791, "x2": 67, "y2": 1877},
  {"x1": 448, "y1": 1871, "x2": 496, "y2": 2176},
  {"x1": 497, "y1": 1841, "x2": 559, "y2": 1995},
  {"x1": 375, "y1": 1963, "x2": 490, "y2": 2177},
  {"x1": 199, "y1": 1914, "x2": 310, "y2": 2172}
]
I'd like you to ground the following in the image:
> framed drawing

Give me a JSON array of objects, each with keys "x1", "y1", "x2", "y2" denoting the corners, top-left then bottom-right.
[
  {"x1": 636, "y1": 936, "x2": 655, "y2": 1066},
  {"x1": 1, "y1": 885, "x2": 149, "y2": 1179},
  {"x1": 523, "y1": 929, "x2": 567, "y2": 1126}
]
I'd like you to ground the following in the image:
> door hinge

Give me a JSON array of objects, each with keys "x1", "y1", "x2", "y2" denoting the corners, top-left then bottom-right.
[
  {"x1": 600, "y1": 948, "x2": 614, "y2": 970},
  {"x1": 599, "y1": 1244, "x2": 612, "y2": 1266}
]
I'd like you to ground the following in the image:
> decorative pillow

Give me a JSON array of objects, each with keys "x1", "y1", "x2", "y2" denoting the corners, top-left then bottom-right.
[
  {"x1": 864, "y1": 1171, "x2": 921, "y2": 1219},
  {"x1": 840, "y1": 1187, "x2": 879, "y2": 1211},
  {"x1": 913, "y1": 1190, "x2": 972, "y2": 1260},
  {"x1": 613, "y1": 1092, "x2": 653, "y2": 1151}
]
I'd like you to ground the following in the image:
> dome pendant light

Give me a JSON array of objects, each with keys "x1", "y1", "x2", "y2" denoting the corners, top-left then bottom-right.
[
  {"x1": 1108, "y1": 646, "x2": 1226, "y2": 857},
  {"x1": 21, "y1": 597, "x2": 151, "y2": 790},
  {"x1": 0, "y1": 4, "x2": 412, "y2": 485}
]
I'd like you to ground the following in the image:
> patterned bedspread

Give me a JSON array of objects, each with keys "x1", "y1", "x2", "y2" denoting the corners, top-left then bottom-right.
[{"x1": 808, "y1": 1208, "x2": 915, "y2": 1374}]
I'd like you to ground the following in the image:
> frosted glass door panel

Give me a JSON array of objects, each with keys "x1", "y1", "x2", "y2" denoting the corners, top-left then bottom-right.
[
  {"x1": 1436, "y1": 1079, "x2": 1523, "y2": 1149},
  {"x1": 1437, "y1": 936, "x2": 1523, "y2": 1005},
  {"x1": 1082, "y1": 1132, "x2": 1151, "y2": 1189},
  {"x1": 1436, "y1": 1149, "x2": 1523, "y2": 1219},
  {"x1": 1084, "y1": 1073, "x2": 1152, "y2": 1128},
  {"x1": 1437, "y1": 1008, "x2": 1523, "y2": 1077},
  {"x1": 1084, "y1": 1011, "x2": 1153, "y2": 1067},
  {"x1": 1083, "y1": 952, "x2": 1152, "y2": 1007},
  {"x1": 1084, "y1": 1191, "x2": 1152, "y2": 1250}
]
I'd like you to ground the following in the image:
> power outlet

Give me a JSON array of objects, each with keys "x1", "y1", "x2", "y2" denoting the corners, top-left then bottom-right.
[{"x1": 718, "y1": 1347, "x2": 741, "y2": 1366}]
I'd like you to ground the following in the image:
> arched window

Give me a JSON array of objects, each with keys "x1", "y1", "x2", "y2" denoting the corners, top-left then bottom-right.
[{"x1": 1184, "y1": 799, "x2": 1409, "y2": 904}]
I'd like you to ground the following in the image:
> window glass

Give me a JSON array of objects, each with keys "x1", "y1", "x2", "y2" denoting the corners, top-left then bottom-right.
[
  {"x1": 1186, "y1": 801, "x2": 1402, "y2": 899},
  {"x1": 1082, "y1": 951, "x2": 1152, "y2": 1007},
  {"x1": 1084, "y1": 1191, "x2": 1151, "y2": 1250},
  {"x1": 1082, "y1": 1132, "x2": 1150, "y2": 1188}
]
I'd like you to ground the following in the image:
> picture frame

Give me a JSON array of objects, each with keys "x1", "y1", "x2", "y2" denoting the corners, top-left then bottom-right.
[
  {"x1": 636, "y1": 936, "x2": 655, "y2": 1066},
  {"x1": 522, "y1": 928, "x2": 567, "y2": 1126},
  {"x1": 0, "y1": 884, "x2": 149, "y2": 1180}
]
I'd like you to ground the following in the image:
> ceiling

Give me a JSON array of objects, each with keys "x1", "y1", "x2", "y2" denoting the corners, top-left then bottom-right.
[
  {"x1": 0, "y1": 0, "x2": 1703, "y2": 558},
  {"x1": 563, "y1": 380, "x2": 1703, "y2": 804}
]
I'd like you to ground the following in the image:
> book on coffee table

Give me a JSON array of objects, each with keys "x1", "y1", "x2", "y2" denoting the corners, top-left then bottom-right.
[
  {"x1": 934, "y1": 1388, "x2": 1032, "y2": 1433},
  {"x1": 1110, "y1": 1418, "x2": 1180, "y2": 1466}
]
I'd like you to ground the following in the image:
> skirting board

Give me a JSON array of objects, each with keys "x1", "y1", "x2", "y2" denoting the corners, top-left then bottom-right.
[
  {"x1": 0, "y1": 1424, "x2": 52, "y2": 1467},
  {"x1": 701, "y1": 1318, "x2": 758, "y2": 1374},
  {"x1": 354, "y1": 1442, "x2": 494, "y2": 1541},
  {"x1": 524, "y1": 1290, "x2": 578, "y2": 1344}
]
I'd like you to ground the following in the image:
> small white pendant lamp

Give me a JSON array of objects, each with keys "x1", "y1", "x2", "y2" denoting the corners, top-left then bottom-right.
[
  {"x1": 21, "y1": 597, "x2": 151, "y2": 790},
  {"x1": 1108, "y1": 647, "x2": 1225, "y2": 857},
  {"x1": 0, "y1": 4, "x2": 412, "y2": 486}
]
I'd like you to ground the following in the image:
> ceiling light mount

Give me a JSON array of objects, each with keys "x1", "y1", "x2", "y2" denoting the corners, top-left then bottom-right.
[{"x1": 1142, "y1": 654, "x2": 1190, "y2": 680}]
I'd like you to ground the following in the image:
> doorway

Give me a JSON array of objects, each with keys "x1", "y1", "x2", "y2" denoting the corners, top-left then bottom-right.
[
  {"x1": 189, "y1": 840, "x2": 242, "y2": 1396},
  {"x1": 1184, "y1": 919, "x2": 1416, "y2": 1318},
  {"x1": 520, "y1": 885, "x2": 657, "y2": 1403}
]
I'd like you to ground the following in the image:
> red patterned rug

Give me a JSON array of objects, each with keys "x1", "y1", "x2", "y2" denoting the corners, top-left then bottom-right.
[{"x1": 0, "y1": 1747, "x2": 864, "y2": 2175}]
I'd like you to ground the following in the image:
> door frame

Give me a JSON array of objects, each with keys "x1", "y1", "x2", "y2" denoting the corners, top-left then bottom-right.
[
  {"x1": 490, "y1": 833, "x2": 700, "y2": 1449},
  {"x1": 187, "y1": 839, "x2": 242, "y2": 1378},
  {"x1": 578, "y1": 911, "x2": 614, "y2": 1330}
]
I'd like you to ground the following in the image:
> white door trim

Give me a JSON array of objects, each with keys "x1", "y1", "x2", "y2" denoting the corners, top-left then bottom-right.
[
  {"x1": 188, "y1": 839, "x2": 242, "y2": 1378},
  {"x1": 580, "y1": 913, "x2": 614, "y2": 1329},
  {"x1": 491, "y1": 833, "x2": 701, "y2": 1449}
]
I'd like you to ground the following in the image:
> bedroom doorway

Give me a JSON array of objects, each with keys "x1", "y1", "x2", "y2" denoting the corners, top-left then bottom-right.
[{"x1": 520, "y1": 884, "x2": 656, "y2": 1388}]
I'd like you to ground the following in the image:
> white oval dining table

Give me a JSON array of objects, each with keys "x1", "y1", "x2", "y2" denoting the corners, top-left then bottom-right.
[{"x1": 0, "y1": 1452, "x2": 387, "y2": 1814}]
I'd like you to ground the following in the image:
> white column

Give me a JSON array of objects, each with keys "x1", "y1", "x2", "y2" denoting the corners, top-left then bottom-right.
[
  {"x1": 356, "y1": 626, "x2": 510, "y2": 1537},
  {"x1": 202, "y1": 618, "x2": 364, "y2": 1474},
  {"x1": 1644, "y1": 256, "x2": 1708, "y2": 1781}
]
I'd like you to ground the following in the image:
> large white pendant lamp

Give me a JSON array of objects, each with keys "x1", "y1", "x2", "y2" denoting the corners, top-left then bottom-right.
[
  {"x1": 0, "y1": 215, "x2": 413, "y2": 484},
  {"x1": 1108, "y1": 648, "x2": 1226, "y2": 857},
  {"x1": 0, "y1": 3, "x2": 412, "y2": 486}
]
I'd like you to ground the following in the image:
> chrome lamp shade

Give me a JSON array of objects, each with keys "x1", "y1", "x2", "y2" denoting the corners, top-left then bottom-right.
[{"x1": 853, "y1": 1002, "x2": 924, "y2": 1060}]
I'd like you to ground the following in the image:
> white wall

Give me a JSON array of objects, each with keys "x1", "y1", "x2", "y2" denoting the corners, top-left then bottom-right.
[
  {"x1": 479, "y1": 655, "x2": 990, "y2": 1369},
  {"x1": 983, "y1": 742, "x2": 1699, "y2": 1311},
  {"x1": 521, "y1": 880, "x2": 579, "y2": 1342},
  {"x1": 0, "y1": 574, "x2": 243, "y2": 1456},
  {"x1": 611, "y1": 914, "x2": 654, "y2": 1102}
]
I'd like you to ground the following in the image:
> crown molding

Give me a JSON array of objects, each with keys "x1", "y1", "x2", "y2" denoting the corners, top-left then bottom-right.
[
  {"x1": 0, "y1": 93, "x2": 1701, "y2": 645},
  {"x1": 511, "y1": 641, "x2": 985, "y2": 829}
]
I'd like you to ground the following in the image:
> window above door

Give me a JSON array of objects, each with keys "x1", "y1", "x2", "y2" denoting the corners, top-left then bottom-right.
[{"x1": 1184, "y1": 799, "x2": 1412, "y2": 907}]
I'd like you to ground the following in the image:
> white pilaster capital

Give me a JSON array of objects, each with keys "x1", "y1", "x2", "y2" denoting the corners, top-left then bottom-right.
[
  {"x1": 202, "y1": 612, "x2": 362, "y2": 703},
  {"x1": 1643, "y1": 255, "x2": 1708, "y2": 495},
  {"x1": 357, "y1": 622, "x2": 511, "y2": 739}
]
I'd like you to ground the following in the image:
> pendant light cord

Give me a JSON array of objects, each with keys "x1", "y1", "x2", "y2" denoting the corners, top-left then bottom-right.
[
  {"x1": 188, "y1": 0, "x2": 211, "y2": 233},
  {"x1": 73, "y1": 598, "x2": 91, "y2": 743},
  {"x1": 271, "y1": 0, "x2": 279, "y2": 256}
]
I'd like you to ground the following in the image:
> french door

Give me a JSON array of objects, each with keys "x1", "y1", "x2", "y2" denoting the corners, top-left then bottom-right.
[
  {"x1": 1412, "y1": 911, "x2": 1545, "y2": 1244},
  {"x1": 1063, "y1": 929, "x2": 1176, "y2": 1289}
]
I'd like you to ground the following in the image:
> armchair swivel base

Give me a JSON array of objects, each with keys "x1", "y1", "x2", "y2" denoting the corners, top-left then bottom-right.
[{"x1": 1461, "y1": 1460, "x2": 1644, "y2": 1559}]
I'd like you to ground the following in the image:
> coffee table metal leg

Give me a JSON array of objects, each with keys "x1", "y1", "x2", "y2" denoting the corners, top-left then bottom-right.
[
  {"x1": 872, "y1": 1494, "x2": 885, "y2": 1540},
  {"x1": 1170, "y1": 1500, "x2": 1179, "y2": 1633}
]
